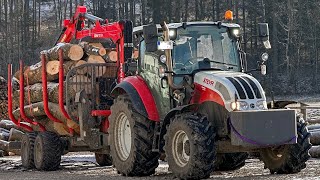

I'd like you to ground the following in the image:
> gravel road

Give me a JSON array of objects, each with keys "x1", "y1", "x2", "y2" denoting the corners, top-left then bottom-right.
[
  {"x1": 1, "y1": 97, "x2": 320, "y2": 180},
  {"x1": 1, "y1": 153, "x2": 320, "y2": 180}
]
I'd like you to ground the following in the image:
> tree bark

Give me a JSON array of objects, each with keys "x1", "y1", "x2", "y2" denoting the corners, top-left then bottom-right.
[
  {"x1": 46, "y1": 60, "x2": 75, "y2": 76},
  {"x1": 310, "y1": 146, "x2": 320, "y2": 158},
  {"x1": 75, "y1": 60, "x2": 88, "y2": 75},
  {"x1": 0, "y1": 140, "x2": 9, "y2": 151},
  {"x1": 12, "y1": 101, "x2": 80, "y2": 134},
  {"x1": 311, "y1": 130, "x2": 320, "y2": 145},
  {"x1": 71, "y1": 75, "x2": 92, "y2": 94},
  {"x1": 79, "y1": 41, "x2": 106, "y2": 56},
  {"x1": 45, "y1": 43, "x2": 84, "y2": 61},
  {"x1": 14, "y1": 62, "x2": 58, "y2": 85},
  {"x1": 0, "y1": 132, "x2": 9, "y2": 141},
  {"x1": 13, "y1": 82, "x2": 75, "y2": 105},
  {"x1": 8, "y1": 128, "x2": 25, "y2": 141}
]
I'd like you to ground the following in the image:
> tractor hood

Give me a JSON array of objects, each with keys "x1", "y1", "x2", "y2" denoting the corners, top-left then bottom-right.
[{"x1": 193, "y1": 71, "x2": 267, "y2": 112}]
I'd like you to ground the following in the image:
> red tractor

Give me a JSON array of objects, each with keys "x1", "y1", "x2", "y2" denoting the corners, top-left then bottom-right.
[{"x1": 109, "y1": 16, "x2": 311, "y2": 179}]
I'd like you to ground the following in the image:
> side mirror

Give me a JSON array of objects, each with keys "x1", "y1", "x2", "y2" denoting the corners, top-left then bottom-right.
[
  {"x1": 258, "y1": 23, "x2": 271, "y2": 49},
  {"x1": 143, "y1": 24, "x2": 158, "y2": 52}
]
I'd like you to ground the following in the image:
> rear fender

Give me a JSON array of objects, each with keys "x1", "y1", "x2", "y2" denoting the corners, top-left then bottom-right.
[{"x1": 111, "y1": 76, "x2": 159, "y2": 121}]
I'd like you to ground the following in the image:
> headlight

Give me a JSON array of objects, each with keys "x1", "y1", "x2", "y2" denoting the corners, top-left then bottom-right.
[
  {"x1": 256, "y1": 100, "x2": 267, "y2": 110},
  {"x1": 261, "y1": 52, "x2": 269, "y2": 62},
  {"x1": 232, "y1": 29, "x2": 240, "y2": 37},
  {"x1": 230, "y1": 102, "x2": 240, "y2": 111},
  {"x1": 230, "y1": 101, "x2": 248, "y2": 111},
  {"x1": 159, "y1": 55, "x2": 167, "y2": 64}
]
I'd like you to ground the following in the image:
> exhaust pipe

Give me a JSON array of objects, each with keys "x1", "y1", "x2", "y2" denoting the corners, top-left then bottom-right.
[{"x1": 160, "y1": 22, "x2": 184, "y2": 90}]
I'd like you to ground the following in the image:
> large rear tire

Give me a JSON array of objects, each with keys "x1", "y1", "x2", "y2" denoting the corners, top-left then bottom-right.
[
  {"x1": 165, "y1": 112, "x2": 216, "y2": 179},
  {"x1": 260, "y1": 116, "x2": 311, "y2": 174},
  {"x1": 95, "y1": 153, "x2": 112, "y2": 166},
  {"x1": 21, "y1": 132, "x2": 37, "y2": 169},
  {"x1": 109, "y1": 95, "x2": 159, "y2": 176},
  {"x1": 34, "y1": 132, "x2": 62, "y2": 171},
  {"x1": 215, "y1": 153, "x2": 248, "y2": 171}
]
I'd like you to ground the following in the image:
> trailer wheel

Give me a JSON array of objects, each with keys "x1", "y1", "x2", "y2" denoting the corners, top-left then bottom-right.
[
  {"x1": 21, "y1": 132, "x2": 37, "y2": 169},
  {"x1": 165, "y1": 112, "x2": 216, "y2": 179},
  {"x1": 34, "y1": 132, "x2": 62, "y2": 171},
  {"x1": 215, "y1": 153, "x2": 248, "y2": 171},
  {"x1": 95, "y1": 153, "x2": 112, "y2": 166},
  {"x1": 260, "y1": 116, "x2": 311, "y2": 174},
  {"x1": 109, "y1": 95, "x2": 159, "y2": 176}
]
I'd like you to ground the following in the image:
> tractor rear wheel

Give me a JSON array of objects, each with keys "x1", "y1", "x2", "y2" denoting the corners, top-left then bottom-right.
[
  {"x1": 215, "y1": 152, "x2": 248, "y2": 171},
  {"x1": 109, "y1": 95, "x2": 159, "y2": 176},
  {"x1": 34, "y1": 132, "x2": 63, "y2": 171},
  {"x1": 95, "y1": 153, "x2": 112, "y2": 166},
  {"x1": 165, "y1": 112, "x2": 216, "y2": 179},
  {"x1": 260, "y1": 116, "x2": 311, "y2": 174},
  {"x1": 21, "y1": 132, "x2": 37, "y2": 169}
]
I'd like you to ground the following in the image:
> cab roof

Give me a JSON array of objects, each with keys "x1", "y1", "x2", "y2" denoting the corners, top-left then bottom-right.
[{"x1": 133, "y1": 21, "x2": 240, "y2": 35}]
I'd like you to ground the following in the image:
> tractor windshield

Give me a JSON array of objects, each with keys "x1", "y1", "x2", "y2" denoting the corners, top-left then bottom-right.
[{"x1": 172, "y1": 25, "x2": 240, "y2": 74}]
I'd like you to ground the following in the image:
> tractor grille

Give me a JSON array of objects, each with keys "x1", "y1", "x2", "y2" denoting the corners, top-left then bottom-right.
[
  {"x1": 241, "y1": 76, "x2": 262, "y2": 99},
  {"x1": 225, "y1": 77, "x2": 246, "y2": 99},
  {"x1": 226, "y1": 76, "x2": 262, "y2": 100},
  {"x1": 65, "y1": 63, "x2": 118, "y2": 121}
]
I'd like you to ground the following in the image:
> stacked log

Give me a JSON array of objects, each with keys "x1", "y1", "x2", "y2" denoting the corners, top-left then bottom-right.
[
  {"x1": 0, "y1": 76, "x2": 8, "y2": 119},
  {"x1": 0, "y1": 119, "x2": 27, "y2": 156},
  {"x1": 10, "y1": 42, "x2": 116, "y2": 137},
  {"x1": 308, "y1": 124, "x2": 320, "y2": 158}
]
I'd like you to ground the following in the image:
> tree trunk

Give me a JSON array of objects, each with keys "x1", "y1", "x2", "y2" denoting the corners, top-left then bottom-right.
[
  {"x1": 14, "y1": 62, "x2": 59, "y2": 85},
  {"x1": 8, "y1": 128, "x2": 25, "y2": 141},
  {"x1": 87, "y1": 55, "x2": 107, "y2": 77},
  {"x1": 0, "y1": 140, "x2": 9, "y2": 151},
  {"x1": 12, "y1": 101, "x2": 80, "y2": 134},
  {"x1": 79, "y1": 42, "x2": 106, "y2": 56},
  {"x1": 308, "y1": 124, "x2": 320, "y2": 131},
  {"x1": 13, "y1": 82, "x2": 76, "y2": 105},
  {"x1": 310, "y1": 146, "x2": 320, "y2": 158},
  {"x1": 75, "y1": 60, "x2": 88, "y2": 75},
  {"x1": 45, "y1": 43, "x2": 84, "y2": 61},
  {"x1": 311, "y1": 130, "x2": 320, "y2": 145},
  {"x1": 71, "y1": 75, "x2": 92, "y2": 94},
  {"x1": 0, "y1": 132, "x2": 9, "y2": 141},
  {"x1": 0, "y1": 128, "x2": 10, "y2": 134},
  {"x1": 46, "y1": 60, "x2": 75, "y2": 75}
]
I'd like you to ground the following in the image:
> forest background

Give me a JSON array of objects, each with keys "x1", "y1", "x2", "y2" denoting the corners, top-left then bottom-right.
[{"x1": 0, "y1": 0, "x2": 317, "y2": 96}]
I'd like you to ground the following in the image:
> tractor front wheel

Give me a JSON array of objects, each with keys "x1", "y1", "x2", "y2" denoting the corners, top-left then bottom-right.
[
  {"x1": 109, "y1": 95, "x2": 159, "y2": 176},
  {"x1": 165, "y1": 112, "x2": 216, "y2": 179},
  {"x1": 34, "y1": 132, "x2": 63, "y2": 171},
  {"x1": 260, "y1": 116, "x2": 311, "y2": 174}
]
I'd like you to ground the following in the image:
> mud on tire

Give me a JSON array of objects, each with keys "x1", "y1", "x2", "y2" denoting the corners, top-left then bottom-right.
[
  {"x1": 215, "y1": 152, "x2": 248, "y2": 171},
  {"x1": 165, "y1": 112, "x2": 216, "y2": 179},
  {"x1": 34, "y1": 132, "x2": 63, "y2": 171},
  {"x1": 21, "y1": 132, "x2": 37, "y2": 169},
  {"x1": 260, "y1": 116, "x2": 311, "y2": 174},
  {"x1": 109, "y1": 95, "x2": 159, "y2": 176}
]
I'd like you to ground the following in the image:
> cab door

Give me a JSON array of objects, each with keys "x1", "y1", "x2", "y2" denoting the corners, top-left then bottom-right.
[{"x1": 138, "y1": 40, "x2": 170, "y2": 119}]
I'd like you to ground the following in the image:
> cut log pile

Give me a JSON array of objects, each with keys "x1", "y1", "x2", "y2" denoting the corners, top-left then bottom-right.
[
  {"x1": 307, "y1": 124, "x2": 320, "y2": 158},
  {"x1": 0, "y1": 119, "x2": 26, "y2": 156},
  {"x1": 0, "y1": 76, "x2": 9, "y2": 120},
  {"x1": 11, "y1": 42, "x2": 117, "y2": 137}
]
